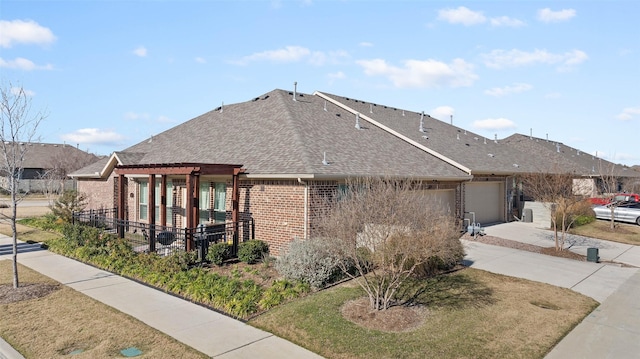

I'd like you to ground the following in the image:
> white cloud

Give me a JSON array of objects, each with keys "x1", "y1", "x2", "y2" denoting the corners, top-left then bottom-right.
[
  {"x1": 537, "y1": 8, "x2": 576, "y2": 23},
  {"x1": 124, "y1": 112, "x2": 150, "y2": 121},
  {"x1": 328, "y1": 71, "x2": 345, "y2": 80},
  {"x1": 0, "y1": 57, "x2": 53, "y2": 71},
  {"x1": 431, "y1": 106, "x2": 454, "y2": 121},
  {"x1": 235, "y1": 46, "x2": 310, "y2": 65},
  {"x1": 195, "y1": 57, "x2": 206, "y2": 64},
  {"x1": 233, "y1": 46, "x2": 348, "y2": 66},
  {"x1": 437, "y1": 6, "x2": 486, "y2": 26},
  {"x1": 482, "y1": 48, "x2": 588, "y2": 70},
  {"x1": 616, "y1": 107, "x2": 640, "y2": 121},
  {"x1": 156, "y1": 115, "x2": 174, "y2": 123},
  {"x1": 133, "y1": 46, "x2": 147, "y2": 57},
  {"x1": 60, "y1": 128, "x2": 126, "y2": 145},
  {"x1": 356, "y1": 58, "x2": 477, "y2": 88},
  {"x1": 472, "y1": 118, "x2": 517, "y2": 131},
  {"x1": 484, "y1": 83, "x2": 532, "y2": 97},
  {"x1": 0, "y1": 19, "x2": 56, "y2": 48},
  {"x1": 10, "y1": 86, "x2": 35, "y2": 97},
  {"x1": 490, "y1": 16, "x2": 525, "y2": 27}
]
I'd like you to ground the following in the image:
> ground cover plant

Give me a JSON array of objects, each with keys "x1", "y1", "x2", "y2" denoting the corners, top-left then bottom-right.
[
  {"x1": 0, "y1": 261, "x2": 208, "y2": 359},
  {"x1": 44, "y1": 226, "x2": 309, "y2": 319},
  {"x1": 251, "y1": 268, "x2": 598, "y2": 359}
]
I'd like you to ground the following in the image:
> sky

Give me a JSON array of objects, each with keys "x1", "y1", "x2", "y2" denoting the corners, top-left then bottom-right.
[{"x1": 1, "y1": 0, "x2": 639, "y2": 166}]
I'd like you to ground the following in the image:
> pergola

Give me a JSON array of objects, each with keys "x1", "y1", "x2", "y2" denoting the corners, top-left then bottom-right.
[{"x1": 114, "y1": 163, "x2": 244, "y2": 252}]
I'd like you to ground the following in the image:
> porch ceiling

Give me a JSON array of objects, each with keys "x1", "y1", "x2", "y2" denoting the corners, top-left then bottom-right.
[{"x1": 115, "y1": 162, "x2": 244, "y2": 176}]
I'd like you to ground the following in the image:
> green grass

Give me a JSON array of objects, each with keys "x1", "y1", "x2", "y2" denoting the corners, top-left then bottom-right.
[{"x1": 251, "y1": 269, "x2": 598, "y2": 359}]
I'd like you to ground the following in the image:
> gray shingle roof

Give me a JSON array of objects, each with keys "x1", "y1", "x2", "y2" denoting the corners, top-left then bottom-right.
[{"x1": 107, "y1": 89, "x2": 470, "y2": 180}]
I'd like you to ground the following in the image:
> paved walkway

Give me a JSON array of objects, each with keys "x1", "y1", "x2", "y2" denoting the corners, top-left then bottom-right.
[
  {"x1": 466, "y1": 221, "x2": 640, "y2": 358},
  {"x1": 0, "y1": 236, "x2": 322, "y2": 359}
]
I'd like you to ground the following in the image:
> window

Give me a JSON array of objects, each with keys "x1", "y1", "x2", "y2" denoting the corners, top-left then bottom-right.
[
  {"x1": 213, "y1": 182, "x2": 226, "y2": 222},
  {"x1": 199, "y1": 182, "x2": 211, "y2": 224},
  {"x1": 139, "y1": 180, "x2": 148, "y2": 220}
]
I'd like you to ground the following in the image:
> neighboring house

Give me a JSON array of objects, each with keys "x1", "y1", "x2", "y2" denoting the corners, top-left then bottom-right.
[
  {"x1": 70, "y1": 88, "x2": 638, "y2": 254},
  {"x1": 0, "y1": 142, "x2": 99, "y2": 193}
]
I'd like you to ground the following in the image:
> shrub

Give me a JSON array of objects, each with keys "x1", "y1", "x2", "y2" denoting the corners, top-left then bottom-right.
[
  {"x1": 51, "y1": 190, "x2": 88, "y2": 223},
  {"x1": 276, "y1": 238, "x2": 345, "y2": 289},
  {"x1": 207, "y1": 242, "x2": 231, "y2": 266},
  {"x1": 237, "y1": 240, "x2": 269, "y2": 264}
]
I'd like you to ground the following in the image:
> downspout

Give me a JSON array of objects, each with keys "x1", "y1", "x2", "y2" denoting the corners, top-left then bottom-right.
[{"x1": 298, "y1": 178, "x2": 308, "y2": 239}]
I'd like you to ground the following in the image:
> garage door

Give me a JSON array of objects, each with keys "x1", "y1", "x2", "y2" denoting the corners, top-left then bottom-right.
[
  {"x1": 416, "y1": 189, "x2": 455, "y2": 216},
  {"x1": 464, "y1": 182, "x2": 503, "y2": 225}
]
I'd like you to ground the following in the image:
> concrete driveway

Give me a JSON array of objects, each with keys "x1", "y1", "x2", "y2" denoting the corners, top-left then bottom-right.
[{"x1": 464, "y1": 221, "x2": 640, "y2": 358}]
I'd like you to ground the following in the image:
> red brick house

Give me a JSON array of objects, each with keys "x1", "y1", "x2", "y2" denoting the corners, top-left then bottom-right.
[{"x1": 71, "y1": 88, "x2": 637, "y2": 254}]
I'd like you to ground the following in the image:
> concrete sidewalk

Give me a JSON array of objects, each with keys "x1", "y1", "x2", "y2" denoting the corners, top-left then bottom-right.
[
  {"x1": 465, "y1": 221, "x2": 640, "y2": 358},
  {"x1": 0, "y1": 237, "x2": 322, "y2": 359}
]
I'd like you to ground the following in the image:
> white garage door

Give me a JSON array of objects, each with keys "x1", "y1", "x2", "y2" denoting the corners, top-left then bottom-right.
[
  {"x1": 465, "y1": 182, "x2": 503, "y2": 225},
  {"x1": 416, "y1": 189, "x2": 455, "y2": 216}
]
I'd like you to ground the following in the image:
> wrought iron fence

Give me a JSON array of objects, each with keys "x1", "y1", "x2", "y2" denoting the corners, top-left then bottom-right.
[{"x1": 72, "y1": 208, "x2": 255, "y2": 260}]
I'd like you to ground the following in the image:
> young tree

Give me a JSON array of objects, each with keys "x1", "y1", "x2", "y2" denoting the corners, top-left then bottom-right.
[
  {"x1": 520, "y1": 171, "x2": 588, "y2": 251},
  {"x1": 315, "y1": 177, "x2": 464, "y2": 311},
  {"x1": 0, "y1": 84, "x2": 45, "y2": 288},
  {"x1": 597, "y1": 160, "x2": 623, "y2": 230}
]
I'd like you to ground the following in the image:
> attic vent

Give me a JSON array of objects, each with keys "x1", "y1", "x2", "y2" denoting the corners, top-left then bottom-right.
[
  {"x1": 556, "y1": 143, "x2": 561, "y2": 153},
  {"x1": 336, "y1": 113, "x2": 341, "y2": 117},
  {"x1": 262, "y1": 95, "x2": 269, "y2": 100},
  {"x1": 370, "y1": 103, "x2": 373, "y2": 113},
  {"x1": 513, "y1": 164, "x2": 520, "y2": 168},
  {"x1": 355, "y1": 113, "x2": 362, "y2": 130},
  {"x1": 419, "y1": 111, "x2": 425, "y2": 133},
  {"x1": 345, "y1": 97, "x2": 350, "y2": 101},
  {"x1": 252, "y1": 97, "x2": 259, "y2": 102},
  {"x1": 323, "y1": 100, "x2": 327, "y2": 111},
  {"x1": 402, "y1": 110, "x2": 405, "y2": 116},
  {"x1": 488, "y1": 153, "x2": 495, "y2": 157},
  {"x1": 220, "y1": 101, "x2": 224, "y2": 113},
  {"x1": 456, "y1": 134, "x2": 460, "y2": 140},
  {"x1": 484, "y1": 138, "x2": 487, "y2": 144},
  {"x1": 293, "y1": 81, "x2": 297, "y2": 101},
  {"x1": 474, "y1": 137, "x2": 479, "y2": 141},
  {"x1": 494, "y1": 134, "x2": 498, "y2": 144},
  {"x1": 422, "y1": 135, "x2": 428, "y2": 139}
]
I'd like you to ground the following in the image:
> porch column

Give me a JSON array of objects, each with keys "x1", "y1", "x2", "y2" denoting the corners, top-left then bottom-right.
[
  {"x1": 185, "y1": 173, "x2": 200, "y2": 251},
  {"x1": 117, "y1": 174, "x2": 126, "y2": 239},
  {"x1": 231, "y1": 168, "x2": 241, "y2": 254},
  {"x1": 148, "y1": 174, "x2": 156, "y2": 252},
  {"x1": 160, "y1": 175, "x2": 167, "y2": 227}
]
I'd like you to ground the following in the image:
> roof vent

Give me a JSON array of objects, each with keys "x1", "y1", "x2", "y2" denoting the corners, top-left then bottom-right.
[
  {"x1": 323, "y1": 100, "x2": 327, "y2": 111},
  {"x1": 456, "y1": 134, "x2": 460, "y2": 140},
  {"x1": 355, "y1": 113, "x2": 362, "y2": 130},
  {"x1": 220, "y1": 101, "x2": 224, "y2": 113},
  {"x1": 322, "y1": 152, "x2": 329, "y2": 166},
  {"x1": 402, "y1": 110, "x2": 405, "y2": 116},
  {"x1": 419, "y1": 111, "x2": 425, "y2": 133},
  {"x1": 370, "y1": 103, "x2": 373, "y2": 113},
  {"x1": 529, "y1": 128, "x2": 533, "y2": 140},
  {"x1": 293, "y1": 82, "x2": 297, "y2": 101},
  {"x1": 556, "y1": 143, "x2": 561, "y2": 153},
  {"x1": 488, "y1": 153, "x2": 495, "y2": 157},
  {"x1": 422, "y1": 135, "x2": 428, "y2": 139},
  {"x1": 494, "y1": 134, "x2": 498, "y2": 144},
  {"x1": 513, "y1": 164, "x2": 520, "y2": 168}
]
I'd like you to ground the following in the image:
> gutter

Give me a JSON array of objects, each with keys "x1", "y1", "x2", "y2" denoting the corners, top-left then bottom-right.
[{"x1": 314, "y1": 91, "x2": 473, "y2": 176}]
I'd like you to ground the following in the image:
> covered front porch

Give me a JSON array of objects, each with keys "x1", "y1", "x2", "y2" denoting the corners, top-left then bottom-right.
[{"x1": 113, "y1": 162, "x2": 246, "y2": 255}]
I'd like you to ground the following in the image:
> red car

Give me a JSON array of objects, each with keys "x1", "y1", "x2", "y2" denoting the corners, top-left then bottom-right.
[{"x1": 590, "y1": 193, "x2": 640, "y2": 206}]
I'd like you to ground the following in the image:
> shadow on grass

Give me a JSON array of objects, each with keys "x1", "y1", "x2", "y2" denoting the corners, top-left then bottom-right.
[{"x1": 396, "y1": 270, "x2": 495, "y2": 309}]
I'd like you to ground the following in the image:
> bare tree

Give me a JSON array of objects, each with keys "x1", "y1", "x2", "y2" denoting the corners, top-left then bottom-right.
[
  {"x1": 315, "y1": 177, "x2": 463, "y2": 311},
  {"x1": 39, "y1": 145, "x2": 97, "y2": 202},
  {"x1": 597, "y1": 160, "x2": 625, "y2": 230},
  {"x1": 0, "y1": 84, "x2": 45, "y2": 288},
  {"x1": 520, "y1": 171, "x2": 588, "y2": 250}
]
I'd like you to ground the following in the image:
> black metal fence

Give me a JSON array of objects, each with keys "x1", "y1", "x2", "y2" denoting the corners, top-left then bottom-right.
[{"x1": 72, "y1": 208, "x2": 255, "y2": 260}]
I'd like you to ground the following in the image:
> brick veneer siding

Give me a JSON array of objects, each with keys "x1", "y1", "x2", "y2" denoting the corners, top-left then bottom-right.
[
  {"x1": 77, "y1": 176, "x2": 116, "y2": 211},
  {"x1": 236, "y1": 180, "x2": 309, "y2": 256}
]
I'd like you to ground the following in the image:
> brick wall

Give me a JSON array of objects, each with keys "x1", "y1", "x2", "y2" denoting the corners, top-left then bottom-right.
[{"x1": 77, "y1": 177, "x2": 115, "y2": 211}]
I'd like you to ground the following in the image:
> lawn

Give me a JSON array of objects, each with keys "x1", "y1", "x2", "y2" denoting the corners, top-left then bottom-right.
[
  {"x1": 251, "y1": 268, "x2": 598, "y2": 359},
  {"x1": 570, "y1": 219, "x2": 640, "y2": 245},
  {"x1": 0, "y1": 261, "x2": 208, "y2": 359}
]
